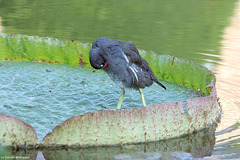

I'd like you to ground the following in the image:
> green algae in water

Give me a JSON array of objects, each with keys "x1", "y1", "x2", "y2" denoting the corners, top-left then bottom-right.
[{"x1": 0, "y1": 61, "x2": 198, "y2": 142}]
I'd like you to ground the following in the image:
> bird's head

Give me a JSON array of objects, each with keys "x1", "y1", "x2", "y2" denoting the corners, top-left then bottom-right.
[{"x1": 89, "y1": 42, "x2": 107, "y2": 69}]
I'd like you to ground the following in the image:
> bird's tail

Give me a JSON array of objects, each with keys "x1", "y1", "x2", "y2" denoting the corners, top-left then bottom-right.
[{"x1": 154, "y1": 79, "x2": 166, "y2": 90}]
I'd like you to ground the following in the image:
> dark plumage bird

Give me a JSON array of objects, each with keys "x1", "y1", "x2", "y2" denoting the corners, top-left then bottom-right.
[{"x1": 89, "y1": 37, "x2": 166, "y2": 109}]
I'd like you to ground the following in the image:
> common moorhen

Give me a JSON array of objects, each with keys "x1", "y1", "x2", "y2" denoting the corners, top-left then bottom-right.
[{"x1": 89, "y1": 37, "x2": 166, "y2": 109}]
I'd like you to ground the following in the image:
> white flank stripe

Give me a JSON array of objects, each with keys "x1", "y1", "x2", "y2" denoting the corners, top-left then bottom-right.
[
  {"x1": 122, "y1": 52, "x2": 129, "y2": 63},
  {"x1": 129, "y1": 66, "x2": 138, "y2": 82},
  {"x1": 133, "y1": 67, "x2": 138, "y2": 72}
]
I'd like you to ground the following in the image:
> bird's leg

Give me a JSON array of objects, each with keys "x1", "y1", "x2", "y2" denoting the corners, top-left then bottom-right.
[
  {"x1": 116, "y1": 88, "x2": 125, "y2": 110},
  {"x1": 139, "y1": 88, "x2": 146, "y2": 106}
]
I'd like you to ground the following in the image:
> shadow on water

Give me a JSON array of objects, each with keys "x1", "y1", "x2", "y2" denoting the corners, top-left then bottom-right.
[{"x1": 0, "y1": 123, "x2": 217, "y2": 159}]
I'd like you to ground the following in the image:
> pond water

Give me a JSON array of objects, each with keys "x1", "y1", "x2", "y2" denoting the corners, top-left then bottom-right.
[{"x1": 0, "y1": 0, "x2": 240, "y2": 159}]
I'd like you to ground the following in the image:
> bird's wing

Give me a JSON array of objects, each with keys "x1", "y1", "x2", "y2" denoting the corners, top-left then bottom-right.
[
  {"x1": 141, "y1": 58, "x2": 166, "y2": 90},
  {"x1": 121, "y1": 41, "x2": 142, "y2": 66}
]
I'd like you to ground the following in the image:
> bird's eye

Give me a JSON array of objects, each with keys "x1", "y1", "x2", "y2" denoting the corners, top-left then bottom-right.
[{"x1": 100, "y1": 64, "x2": 103, "y2": 67}]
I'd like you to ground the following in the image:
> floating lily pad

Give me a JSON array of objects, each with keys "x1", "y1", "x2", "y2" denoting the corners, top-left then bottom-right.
[
  {"x1": 41, "y1": 81, "x2": 219, "y2": 147},
  {"x1": 0, "y1": 34, "x2": 220, "y2": 149},
  {"x1": 0, "y1": 61, "x2": 199, "y2": 142},
  {"x1": 0, "y1": 113, "x2": 38, "y2": 147}
]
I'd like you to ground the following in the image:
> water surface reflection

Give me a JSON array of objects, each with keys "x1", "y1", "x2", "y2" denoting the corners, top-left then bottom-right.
[
  {"x1": 1, "y1": 124, "x2": 217, "y2": 159},
  {"x1": 204, "y1": 0, "x2": 240, "y2": 158}
]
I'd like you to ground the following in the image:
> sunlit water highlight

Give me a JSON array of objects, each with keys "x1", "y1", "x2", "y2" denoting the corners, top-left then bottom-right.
[{"x1": 203, "y1": 0, "x2": 240, "y2": 159}]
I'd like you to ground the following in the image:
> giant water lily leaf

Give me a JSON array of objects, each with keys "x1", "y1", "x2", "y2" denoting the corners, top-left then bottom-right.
[
  {"x1": 0, "y1": 33, "x2": 91, "y2": 66},
  {"x1": 42, "y1": 81, "x2": 220, "y2": 147},
  {"x1": 42, "y1": 102, "x2": 185, "y2": 146},
  {"x1": 0, "y1": 113, "x2": 38, "y2": 147},
  {"x1": 0, "y1": 33, "x2": 215, "y2": 95},
  {"x1": 187, "y1": 84, "x2": 220, "y2": 132},
  {"x1": 0, "y1": 34, "x2": 220, "y2": 148},
  {"x1": 139, "y1": 50, "x2": 216, "y2": 95},
  {"x1": 41, "y1": 123, "x2": 217, "y2": 159}
]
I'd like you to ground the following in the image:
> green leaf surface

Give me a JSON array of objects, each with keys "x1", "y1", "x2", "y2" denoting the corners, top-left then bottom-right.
[
  {"x1": 0, "y1": 33, "x2": 91, "y2": 66},
  {"x1": 0, "y1": 114, "x2": 38, "y2": 147}
]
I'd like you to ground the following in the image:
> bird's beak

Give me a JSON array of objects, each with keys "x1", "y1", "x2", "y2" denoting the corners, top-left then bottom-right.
[
  {"x1": 101, "y1": 62, "x2": 108, "y2": 68},
  {"x1": 104, "y1": 62, "x2": 108, "y2": 67}
]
